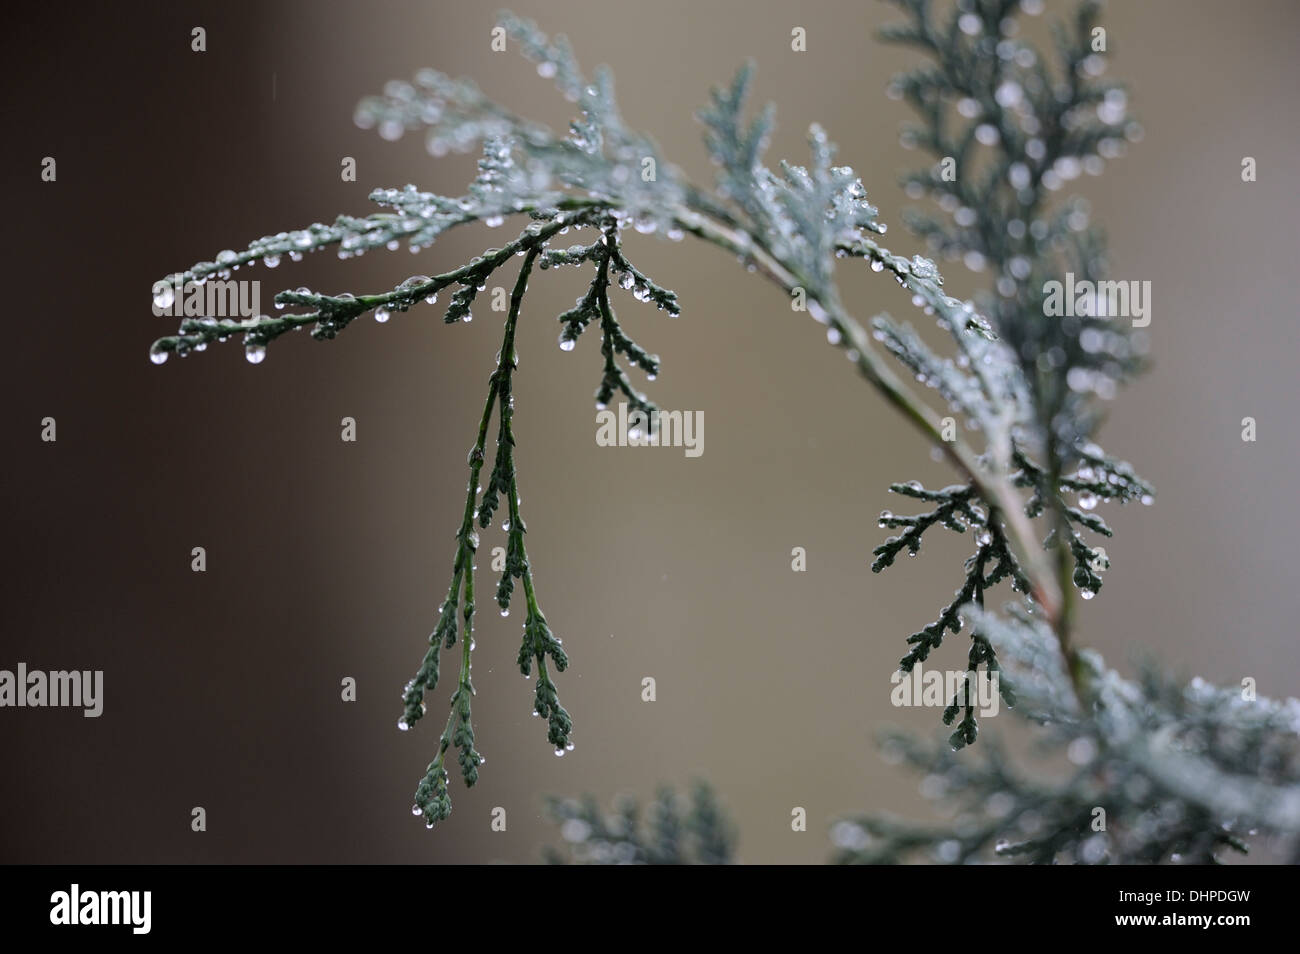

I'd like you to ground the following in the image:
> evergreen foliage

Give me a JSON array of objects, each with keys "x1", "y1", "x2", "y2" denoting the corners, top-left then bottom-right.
[
  {"x1": 543, "y1": 783, "x2": 736, "y2": 864},
  {"x1": 150, "y1": 2, "x2": 1299, "y2": 860}
]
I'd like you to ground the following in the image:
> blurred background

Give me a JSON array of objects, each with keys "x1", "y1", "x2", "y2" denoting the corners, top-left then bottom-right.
[{"x1": 2, "y1": 0, "x2": 1297, "y2": 863}]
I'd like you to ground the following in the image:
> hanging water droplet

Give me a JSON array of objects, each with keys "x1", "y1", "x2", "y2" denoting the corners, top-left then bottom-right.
[
  {"x1": 150, "y1": 350, "x2": 168, "y2": 365},
  {"x1": 245, "y1": 344, "x2": 266, "y2": 364},
  {"x1": 412, "y1": 805, "x2": 423, "y2": 816},
  {"x1": 559, "y1": 335, "x2": 576, "y2": 352},
  {"x1": 564, "y1": 742, "x2": 575, "y2": 751},
  {"x1": 397, "y1": 719, "x2": 410, "y2": 731},
  {"x1": 484, "y1": 215, "x2": 504, "y2": 228},
  {"x1": 618, "y1": 271, "x2": 634, "y2": 290},
  {"x1": 1140, "y1": 494, "x2": 1154, "y2": 506},
  {"x1": 1080, "y1": 589, "x2": 1096, "y2": 600},
  {"x1": 1078, "y1": 491, "x2": 1098, "y2": 510},
  {"x1": 375, "y1": 307, "x2": 391, "y2": 323},
  {"x1": 263, "y1": 255, "x2": 281, "y2": 269},
  {"x1": 425, "y1": 292, "x2": 439, "y2": 304},
  {"x1": 153, "y1": 286, "x2": 174, "y2": 310},
  {"x1": 827, "y1": 327, "x2": 842, "y2": 345},
  {"x1": 500, "y1": 608, "x2": 509, "y2": 617},
  {"x1": 554, "y1": 748, "x2": 565, "y2": 757}
]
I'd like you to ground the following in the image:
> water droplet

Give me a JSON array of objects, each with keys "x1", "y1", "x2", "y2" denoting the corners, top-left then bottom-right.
[
  {"x1": 375, "y1": 307, "x2": 391, "y2": 323},
  {"x1": 484, "y1": 215, "x2": 504, "y2": 228},
  {"x1": 1140, "y1": 494, "x2": 1154, "y2": 506},
  {"x1": 245, "y1": 344, "x2": 266, "y2": 364},
  {"x1": 153, "y1": 286, "x2": 174, "y2": 310},
  {"x1": 150, "y1": 350, "x2": 168, "y2": 365},
  {"x1": 397, "y1": 719, "x2": 410, "y2": 731},
  {"x1": 412, "y1": 805, "x2": 423, "y2": 816},
  {"x1": 263, "y1": 255, "x2": 281, "y2": 269},
  {"x1": 425, "y1": 292, "x2": 439, "y2": 305},
  {"x1": 500, "y1": 609, "x2": 509, "y2": 617},
  {"x1": 976, "y1": 529, "x2": 992, "y2": 546},
  {"x1": 1078, "y1": 491, "x2": 1097, "y2": 511},
  {"x1": 565, "y1": 742, "x2": 575, "y2": 751},
  {"x1": 559, "y1": 335, "x2": 576, "y2": 352},
  {"x1": 1080, "y1": 589, "x2": 1096, "y2": 601},
  {"x1": 910, "y1": 255, "x2": 939, "y2": 280},
  {"x1": 554, "y1": 748, "x2": 566, "y2": 757}
]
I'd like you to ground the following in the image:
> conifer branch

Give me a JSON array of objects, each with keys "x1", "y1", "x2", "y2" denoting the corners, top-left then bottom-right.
[{"x1": 146, "y1": 5, "x2": 1295, "y2": 857}]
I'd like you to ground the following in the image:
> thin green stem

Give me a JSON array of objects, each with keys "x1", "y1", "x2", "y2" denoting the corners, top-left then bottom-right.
[{"x1": 673, "y1": 203, "x2": 1064, "y2": 629}]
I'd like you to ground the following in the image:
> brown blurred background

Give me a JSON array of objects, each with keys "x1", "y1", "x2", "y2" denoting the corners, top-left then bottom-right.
[{"x1": 1, "y1": 0, "x2": 1297, "y2": 863}]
